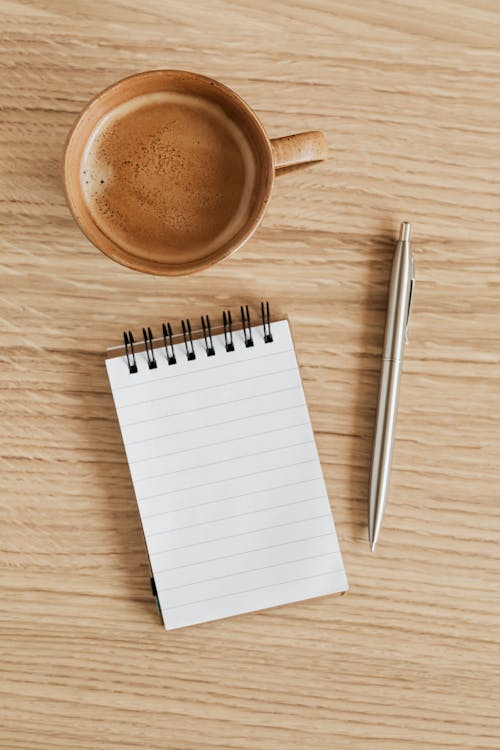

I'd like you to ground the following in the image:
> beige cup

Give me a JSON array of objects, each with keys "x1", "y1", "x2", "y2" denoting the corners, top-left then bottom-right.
[{"x1": 63, "y1": 70, "x2": 328, "y2": 276}]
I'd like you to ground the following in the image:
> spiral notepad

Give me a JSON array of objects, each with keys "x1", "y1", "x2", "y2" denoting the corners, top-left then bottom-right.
[{"x1": 106, "y1": 304, "x2": 347, "y2": 629}]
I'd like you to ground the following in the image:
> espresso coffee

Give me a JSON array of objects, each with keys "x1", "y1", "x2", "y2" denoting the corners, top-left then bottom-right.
[{"x1": 81, "y1": 92, "x2": 256, "y2": 262}]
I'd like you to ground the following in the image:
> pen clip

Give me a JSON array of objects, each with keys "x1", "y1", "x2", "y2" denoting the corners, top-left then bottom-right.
[{"x1": 405, "y1": 256, "x2": 415, "y2": 344}]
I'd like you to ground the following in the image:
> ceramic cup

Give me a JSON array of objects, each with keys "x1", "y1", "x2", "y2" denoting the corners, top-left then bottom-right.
[{"x1": 63, "y1": 70, "x2": 328, "y2": 275}]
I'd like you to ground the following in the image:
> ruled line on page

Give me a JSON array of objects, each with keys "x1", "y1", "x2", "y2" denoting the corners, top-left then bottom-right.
[
  {"x1": 149, "y1": 513, "x2": 331, "y2": 556},
  {"x1": 139, "y1": 458, "x2": 319, "y2": 502},
  {"x1": 134, "y1": 439, "x2": 315, "y2": 483},
  {"x1": 158, "y1": 552, "x2": 341, "y2": 593},
  {"x1": 166, "y1": 569, "x2": 346, "y2": 611},
  {"x1": 111, "y1": 345, "x2": 293, "y2": 390},
  {"x1": 119, "y1": 366, "x2": 298, "y2": 409},
  {"x1": 141, "y1": 475, "x2": 324, "y2": 519},
  {"x1": 120, "y1": 385, "x2": 302, "y2": 428},
  {"x1": 146, "y1": 495, "x2": 327, "y2": 537},
  {"x1": 126, "y1": 403, "x2": 308, "y2": 447},
  {"x1": 154, "y1": 531, "x2": 337, "y2": 575},
  {"x1": 129, "y1": 421, "x2": 310, "y2": 466}
]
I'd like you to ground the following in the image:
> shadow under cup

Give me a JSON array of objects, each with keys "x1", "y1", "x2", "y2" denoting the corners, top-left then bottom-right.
[{"x1": 63, "y1": 71, "x2": 274, "y2": 276}]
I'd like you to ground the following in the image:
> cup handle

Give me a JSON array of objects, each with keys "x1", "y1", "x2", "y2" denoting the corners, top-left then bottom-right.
[{"x1": 270, "y1": 131, "x2": 328, "y2": 173}]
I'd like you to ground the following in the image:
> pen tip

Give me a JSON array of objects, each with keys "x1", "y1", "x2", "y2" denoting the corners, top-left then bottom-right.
[
  {"x1": 370, "y1": 541, "x2": 376, "y2": 553},
  {"x1": 399, "y1": 222, "x2": 411, "y2": 242}
]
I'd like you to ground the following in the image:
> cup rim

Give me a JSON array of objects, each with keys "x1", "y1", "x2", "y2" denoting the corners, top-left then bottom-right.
[{"x1": 63, "y1": 69, "x2": 275, "y2": 276}]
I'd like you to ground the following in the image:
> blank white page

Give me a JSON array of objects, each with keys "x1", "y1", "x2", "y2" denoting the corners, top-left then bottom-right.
[{"x1": 106, "y1": 319, "x2": 347, "y2": 629}]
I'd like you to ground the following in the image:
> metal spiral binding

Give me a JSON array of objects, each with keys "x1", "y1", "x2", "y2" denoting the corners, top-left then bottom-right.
[
  {"x1": 123, "y1": 303, "x2": 273, "y2": 373},
  {"x1": 201, "y1": 315, "x2": 215, "y2": 356},
  {"x1": 162, "y1": 322, "x2": 176, "y2": 365},
  {"x1": 261, "y1": 301, "x2": 273, "y2": 343},
  {"x1": 223, "y1": 310, "x2": 234, "y2": 352},
  {"x1": 181, "y1": 319, "x2": 196, "y2": 361},
  {"x1": 240, "y1": 305, "x2": 254, "y2": 347},
  {"x1": 123, "y1": 331, "x2": 137, "y2": 374},
  {"x1": 142, "y1": 327, "x2": 157, "y2": 369}
]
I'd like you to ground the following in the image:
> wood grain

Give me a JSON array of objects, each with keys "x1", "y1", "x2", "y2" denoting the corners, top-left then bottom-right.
[{"x1": 1, "y1": 1, "x2": 499, "y2": 748}]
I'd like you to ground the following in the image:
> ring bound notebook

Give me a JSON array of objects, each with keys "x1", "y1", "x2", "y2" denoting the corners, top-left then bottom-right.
[{"x1": 105, "y1": 303, "x2": 348, "y2": 630}]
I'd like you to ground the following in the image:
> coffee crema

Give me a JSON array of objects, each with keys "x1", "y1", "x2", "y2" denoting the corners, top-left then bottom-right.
[{"x1": 81, "y1": 92, "x2": 256, "y2": 263}]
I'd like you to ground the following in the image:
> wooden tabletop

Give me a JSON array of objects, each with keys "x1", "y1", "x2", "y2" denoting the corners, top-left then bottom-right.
[{"x1": 1, "y1": 2, "x2": 499, "y2": 748}]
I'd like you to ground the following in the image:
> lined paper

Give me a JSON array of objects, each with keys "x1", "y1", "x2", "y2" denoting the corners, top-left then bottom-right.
[{"x1": 106, "y1": 320, "x2": 347, "y2": 629}]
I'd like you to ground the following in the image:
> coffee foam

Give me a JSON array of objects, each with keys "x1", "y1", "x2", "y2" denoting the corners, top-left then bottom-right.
[{"x1": 81, "y1": 92, "x2": 257, "y2": 263}]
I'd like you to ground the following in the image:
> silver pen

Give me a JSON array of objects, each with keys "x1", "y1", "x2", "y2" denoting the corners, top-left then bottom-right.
[{"x1": 368, "y1": 222, "x2": 415, "y2": 551}]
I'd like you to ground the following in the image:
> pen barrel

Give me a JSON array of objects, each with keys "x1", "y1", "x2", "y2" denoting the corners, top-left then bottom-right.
[
  {"x1": 368, "y1": 358, "x2": 403, "y2": 539},
  {"x1": 369, "y1": 227, "x2": 414, "y2": 547},
  {"x1": 382, "y1": 240, "x2": 413, "y2": 361}
]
